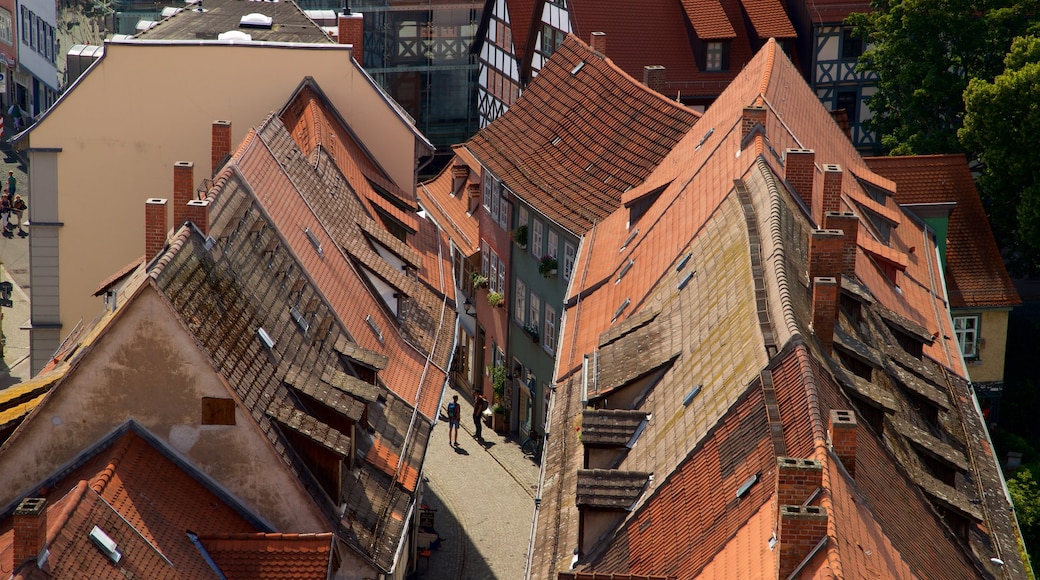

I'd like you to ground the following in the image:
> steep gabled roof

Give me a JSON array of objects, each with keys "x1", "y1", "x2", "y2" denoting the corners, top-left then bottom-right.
[
  {"x1": 865, "y1": 154, "x2": 1021, "y2": 309},
  {"x1": 465, "y1": 35, "x2": 698, "y2": 235},
  {"x1": 534, "y1": 40, "x2": 1026, "y2": 579},
  {"x1": 418, "y1": 156, "x2": 481, "y2": 257}
]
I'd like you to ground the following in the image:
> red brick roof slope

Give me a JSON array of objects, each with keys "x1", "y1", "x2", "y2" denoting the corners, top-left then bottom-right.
[
  {"x1": 200, "y1": 533, "x2": 333, "y2": 579},
  {"x1": 418, "y1": 157, "x2": 480, "y2": 257},
  {"x1": 739, "y1": 0, "x2": 798, "y2": 38},
  {"x1": 865, "y1": 154, "x2": 1020, "y2": 309},
  {"x1": 507, "y1": 0, "x2": 539, "y2": 62},
  {"x1": 807, "y1": 0, "x2": 871, "y2": 24},
  {"x1": 681, "y1": 0, "x2": 736, "y2": 39},
  {"x1": 588, "y1": 385, "x2": 776, "y2": 577},
  {"x1": 465, "y1": 35, "x2": 698, "y2": 234}
]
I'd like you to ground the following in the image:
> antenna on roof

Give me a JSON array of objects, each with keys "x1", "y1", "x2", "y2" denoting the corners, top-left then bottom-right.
[{"x1": 342, "y1": 0, "x2": 350, "y2": 15}]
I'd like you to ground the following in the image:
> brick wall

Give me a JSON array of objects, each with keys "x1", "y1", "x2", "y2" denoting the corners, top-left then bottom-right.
[
  {"x1": 338, "y1": 13, "x2": 364, "y2": 64},
  {"x1": 813, "y1": 164, "x2": 842, "y2": 225},
  {"x1": 823, "y1": 211, "x2": 859, "y2": 279},
  {"x1": 185, "y1": 199, "x2": 210, "y2": 236},
  {"x1": 741, "y1": 106, "x2": 766, "y2": 141},
  {"x1": 776, "y1": 457, "x2": 823, "y2": 508},
  {"x1": 808, "y1": 229, "x2": 844, "y2": 283},
  {"x1": 211, "y1": 120, "x2": 232, "y2": 175},
  {"x1": 778, "y1": 505, "x2": 828, "y2": 579},
  {"x1": 830, "y1": 409, "x2": 858, "y2": 477},
  {"x1": 13, "y1": 497, "x2": 46, "y2": 566},
  {"x1": 784, "y1": 148, "x2": 815, "y2": 211}
]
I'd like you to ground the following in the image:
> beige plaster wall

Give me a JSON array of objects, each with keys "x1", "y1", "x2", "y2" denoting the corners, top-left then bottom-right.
[
  {"x1": 0, "y1": 286, "x2": 327, "y2": 531},
  {"x1": 27, "y1": 40, "x2": 427, "y2": 353},
  {"x1": 964, "y1": 308, "x2": 1011, "y2": 383}
]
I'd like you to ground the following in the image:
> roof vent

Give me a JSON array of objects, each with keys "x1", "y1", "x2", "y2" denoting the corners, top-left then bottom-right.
[
  {"x1": 695, "y1": 127, "x2": 714, "y2": 150},
  {"x1": 161, "y1": 6, "x2": 182, "y2": 17},
  {"x1": 616, "y1": 259, "x2": 634, "y2": 283},
  {"x1": 682, "y1": 384, "x2": 702, "y2": 406},
  {"x1": 257, "y1": 327, "x2": 275, "y2": 349},
  {"x1": 240, "y1": 12, "x2": 273, "y2": 28},
  {"x1": 304, "y1": 227, "x2": 324, "y2": 257},
  {"x1": 366, "y1": 315, "x2": 384, "y2": 344},
  {"x1": 570, "y1": 61, "x2": 586, "y2": 75},
  {"x1": 620, "y1": 229, "x2": 638, "y2": 252},
  {"x1": 218, "y1": 30, "x2": 251, "y2": 41},
  {"x1": 676, "y1": 253, "x2": 692, "y2": 271},
  {"x1": 736, "y1": 473, "x2": 758, "y2": 498},
  {"x1": 678, "y1": 270, "x2": 695, "y2": 290},
  {"x1": 612, "y1": 298, "x2": 630, "y2": 322},
  {"x1": 290, "y1": 306, "x2": 309, "y2": 333},
  {"x1": 89, "y1": 525, "x2": 122, "y2": 564}
]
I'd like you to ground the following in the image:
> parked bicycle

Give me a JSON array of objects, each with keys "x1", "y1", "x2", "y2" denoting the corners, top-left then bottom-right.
[{"x1": 520, "y1": 430, "x2": 543, "y2": 460}]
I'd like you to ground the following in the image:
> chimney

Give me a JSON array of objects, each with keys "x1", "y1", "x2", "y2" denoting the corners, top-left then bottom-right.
[
  {"x1": 467, "y1": 181, "x2": 481, "y2": 200},
  {"x1": 145, "y1": 198, "x2": 168, "y2": 259},
  {"x1": 173, "y1": 161, "x2": 194, "y2": 229},
  {"x1": 811, "y1": 276, "x2": 839, "y2": 353},
  {"x1": 338, "y1": 12, "x2": 364, "y2": 65},
  {"x1": 776, "y1": 457, "x2": 823, "y2": 508},
  {"x1": 813, "y1": 164, "x2": 842, "y2": 226},
  {"x1": 823, "y1": 211, "x2": 859, "y2": 279},
  {"x1": 643, "y1": 65, "x2": 666, "y2": 93},
  {"x1": 13, "y1": 497, "x2": 47, "y2": 566},
  {"x1": 211, "y1": 120, "x2": 232, "y2": 175},
  {"x1": 778, "y1": 505, "x2": 828, "y2": 580},
  {"x1": 741, "y1": 106, "x2": 767, "y2": 141},
  {"x1": 185, "y1": 199, "x2": 210, "y2": 237},
  {"x1": 590, "y1": 31, "x2": 606, "y2": 55},
  {"x1": 829, "y1": 409, "x2": 858, "y2": 477},
  {"x1": 784, "y1": 148, "x2": 815, "y2": 210},
  {"x1": 808, "y1": 228, "x2": 843, "y2": 283},
  {"x1": 452, "y1": 164, "x2": 470, "y2": 181}
]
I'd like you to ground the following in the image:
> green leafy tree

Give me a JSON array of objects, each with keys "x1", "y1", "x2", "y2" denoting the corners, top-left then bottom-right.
[
  {"x1": 1008, "y1": 466, "x2": 1040, "y2": 570},
  {"x1": 848, "y1": 0, "x2": 1038, "y2": 155},
  {"x1": 961, "y1": 35, "x2": 1040, "y2": 273}
]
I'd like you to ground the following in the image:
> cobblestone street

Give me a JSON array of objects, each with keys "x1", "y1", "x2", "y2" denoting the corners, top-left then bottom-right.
[{"x1": 418, "y1": 383, "x2": 540, "y2": 579}]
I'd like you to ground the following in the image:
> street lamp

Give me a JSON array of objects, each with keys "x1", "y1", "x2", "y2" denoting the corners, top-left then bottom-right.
[{"x1": 463, "y1": 298, "x2": 474, "y2": 316}]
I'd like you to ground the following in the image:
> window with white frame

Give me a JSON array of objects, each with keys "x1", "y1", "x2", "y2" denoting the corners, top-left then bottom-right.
[
  {"x1": 515, "y1": 278, "x2": 527, "y2": 322},
  {"x1": 497, "y1": 184, "x2": 510, "y2": 228},
  {"x1": 954, "y1": 315, "x2": 980, "y2": 360},
  {"x1": 547, "y1": 229, "x2": 559, "y2": 260},
  {"x1": 481, "y1": 242, "x2": 506, "y2": 293},
  {"x1": 518, "y1": 205, "x2": 529, "y2": 231},
  {"x1": 482, "y1": 174, "x2": 493, "y2": 210},
  {"x1": 481, "y1": 240, "x2": 489, "y2": 277},
  {"x1": 532, "y1": 220, "x2": 543, "y2": 257},
  {"x1": 563, "y1": 242, "x2": 576, "y2": 281},
  {"x1": 0, "y1": 9, "x2": 13, "y2": 46},
  {"x1": 529, "y1": 293, "x2": 541, "y2": 332},
  {"x1": 544, "y1": 304, "x2": 557, "y2": 353},
  {"x1": 497, "y1": 258, "x2": 506, "y2": 294},
  {"x1": 706, "y1": 42, "x2": 723, "y2": 71},
  {"x1": 489, "y1": 251, "x2": 498, "y2": 290}
]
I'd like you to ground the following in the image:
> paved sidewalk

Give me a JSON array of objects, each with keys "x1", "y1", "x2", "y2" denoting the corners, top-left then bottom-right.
[{"x1": 416, "y1": 383, "x2": 539, "y2": 579}]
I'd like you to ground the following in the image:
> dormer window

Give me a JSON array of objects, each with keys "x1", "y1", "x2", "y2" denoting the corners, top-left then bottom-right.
[{"x1": 706, "y1": 42, "x2": 724, "y2": 71}]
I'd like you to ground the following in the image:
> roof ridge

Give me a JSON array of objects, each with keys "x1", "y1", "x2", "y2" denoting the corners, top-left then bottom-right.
[
  {"x1": 89, "y1": 433, "x2": 134, "y2": 494},
  {"x1": 45, "y1": 480, "x2": 90, "y2": 546},
  {"x1": 147, "y1": 224, "x2": 195, "y2": 282},
  {"x1": 793, "y1": 344, "x2": 829, "y2": 460},
  {"x1": 755, "y1": 39, "x2": 776, "y2": 106}
]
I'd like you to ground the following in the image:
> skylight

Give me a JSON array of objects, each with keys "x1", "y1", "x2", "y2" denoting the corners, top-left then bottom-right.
[
  {"x1": 240, "y1": 12, "x2": 273, "y2": 28},
  {"x1": 89, "y1": 526, "x2": 122, "y2": 564},
  {"x1": 257, "y1": 327, "x2": 275, "y2": 349},
  {"x1": 366, "y1": 315, "x2": 384, "y2": 344},
  {"x1": 218, "y1": 30, "x2": 252, "y2": 41},
  {"x1": 304, "y1": 227, "x2": 324, "y2": 257},
  {"x1": 570, "y1": 61, "x2": 586, "y2": 75},
  {"x1": 612, "y1": 298, "x2": 631, "y2": 322}
]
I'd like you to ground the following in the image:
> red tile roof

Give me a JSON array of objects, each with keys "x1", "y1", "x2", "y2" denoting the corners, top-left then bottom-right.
[
  {"x1": 200, "y1": 532, "x2": 333, "y2": 580},
  {"x1": 865, "y1": 154, "x2": 1021, "y2": 309},
  {"x1": 418, "y1": 159, "x2": 480, "y2": 257},
  {"x1": 740, "y1": 0, "x2": 798, "y2": 38},
  {"x1": 681, "y1": 0, "x2": 736, "y2": 39},
  {"x1": 507, "y1": 0, "x2": 539, "y2": 63},
  {"x1": 465, "y1": 35, "x2": 698, "y2": 235}
]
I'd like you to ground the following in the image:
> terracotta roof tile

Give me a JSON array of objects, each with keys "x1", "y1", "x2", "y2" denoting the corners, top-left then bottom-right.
[
  {"x1": 200, "y1": 532, "x2": 333, "y2": 579},
  {"x1": 466, "y1": 35, "x2": 698, "y2": 235},
  {"x1": 681, "y1": 0, "x2": 736, "y2": 39},
  {"x1": 506, "y1": 0, "x2": 538, "y2": 62},
  {"x1": 575, "y1": 470, "x2": 650, "y2": 510},
  {"x1": 739, "y1": 0, "x2": 797, "y2": 38},
  {"x1": 865, "y1": 154, "x2": 1021, "y2": 308},
  {"x1": 418, "y1": 159, "x2": 480, "y2": 257}
]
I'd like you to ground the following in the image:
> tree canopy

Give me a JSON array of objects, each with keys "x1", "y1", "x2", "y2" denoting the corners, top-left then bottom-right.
[
  {"x1": 848, "y1": 0, "x2": 1038, "y2": 155},
  {"x1": 961, "y1": 35, "x2": 1040, "y2": 273}
]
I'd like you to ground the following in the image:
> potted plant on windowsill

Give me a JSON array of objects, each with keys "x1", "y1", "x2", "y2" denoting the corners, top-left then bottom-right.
[
  {"x1": 522, "y1": 322, "x2": 540, "y2": 343},
  {"x1": 471, "y1": 272, "x2": 489, "y2": 289},
  {"x1": 487, "y1": 291, "x2": 505, "y2": 307},
  {"x1": 511, "y1": 224, "x2": 528, "y2": 248},
  {"x1": 538, "y1": 255, "x2": 558, "y2": 278}
]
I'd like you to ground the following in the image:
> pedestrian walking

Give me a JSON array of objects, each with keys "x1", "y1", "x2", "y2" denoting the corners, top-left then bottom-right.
[
  {"x1": 7, "y1": 171, "x2": 15, "y2": 196},
  {"x1": 0, "y1": 192, "x2": 11, "y2": 237},
  {"x1": 473, "y1": 391, "x2": 488, "y2": 440},
  {"x1": 11, "y1": 194, "x2": 26, "y2": 237},
  {"x1": 446, "y1": 395, "x2": 461, "y2": 447}
]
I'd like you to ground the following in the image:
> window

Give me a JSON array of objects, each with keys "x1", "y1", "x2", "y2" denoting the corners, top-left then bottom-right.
[
  {"x1": 481, "y1": 240, "x2": 490, "y2": 277},
  {"x1": 496, "y1": 184, "x2": 510, "y2": 228},
  {"x1": 497, "y1": 258, "x2": 506, "y2": 294},
  {"x1": 0, "y1": 9, "x2": 12, "y2": 46},
  {"x1": 517, "y1": 205, "x2": 529, "y2": 230},
  {"x1": 563, "y1": 242, "x2": 576, "y2": 281},
  {"x1": 954, "y1": 315, "x2": 980, "y2": 360},
  {"x1": 515, "y1": 279, "x2": 527, "y2": 322},
  {"x1": 541, "y1": 24, "x2": 563, "y2": 56},
  {"x1": 529, "y1": 293, "x2": 541, "y2": 332},
  {"x1": 489, "y1": 253, "x2": 499, "y2": 291},
  {"x1": 836, "y1": 91, "x2": 858, "y2": 125},
  {"x1": 842, "y1": 28, "x2": 863, "y2": 59},
  {"x1": 544, "y1": 304, "x2": 557, "y2": 353},
  {"x1": 706, "y1": 42, "x2": 724, "y2": 71},
  {"x1": 531, "y1": 220, "x2": 543, "y2": 256},
  {"x1": 482, "y1": 174, "x2": 493, "y2": 211},
  {"x1": 547, "y1": 229, "x2": 559, "y2": 260}
]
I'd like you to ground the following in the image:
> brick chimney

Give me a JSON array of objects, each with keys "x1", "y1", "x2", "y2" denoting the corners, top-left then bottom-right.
[
  {"x1": 643, "y1": 65, "x2": 665, "y2": 92},
  {"x1": 211, "y1": 120, "x2": 232, "y2": 175},
  {"x1": 813, "y1": 164, "x2": 843, "y2": 226},
  {"x1": 778, "y1": 505, "x2": 829, "y2": 580},
  {"x1": 145, "y1": 198, "x2": 168, "y2": 259},
  {"x1": 808, "y1": 228, "x2": 843, "y2": 283},
  {"x1": 13, "y1": 497, "x2": 47, "y2": 566},
  {"x1": 776, "y1": 457, "x2": 823, "y2": 508},
  {"x1": 784, "y1": 148, "x2": 815, "y2": 210},
  {"x1": 590, "y1": 31, "x2": 606, "y2": 55},
  {"x1": 467, "y1": 181, "x2": 481, "y2": 200},
  {"x1": 338, "y1": 12, "x2": 364, "y2": 65},
  {"x1": 185, "y1": 199, "x2": 210, "y2": 236},
  {"x1": 823, "y1": 211, "x2": 859, "y2": 279},
  {"x1": 811, "y1": 276, "x2": 839, "y2": 353},
  {"x1": 829, "y1": 409, "x2": 858, "y2": 477},
  {"x1": 741, "y1": 106, "x2": 767, "y2": 142},
  {"x1": 173, "y1": 161, "x2": 194, "y2": 229}
]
